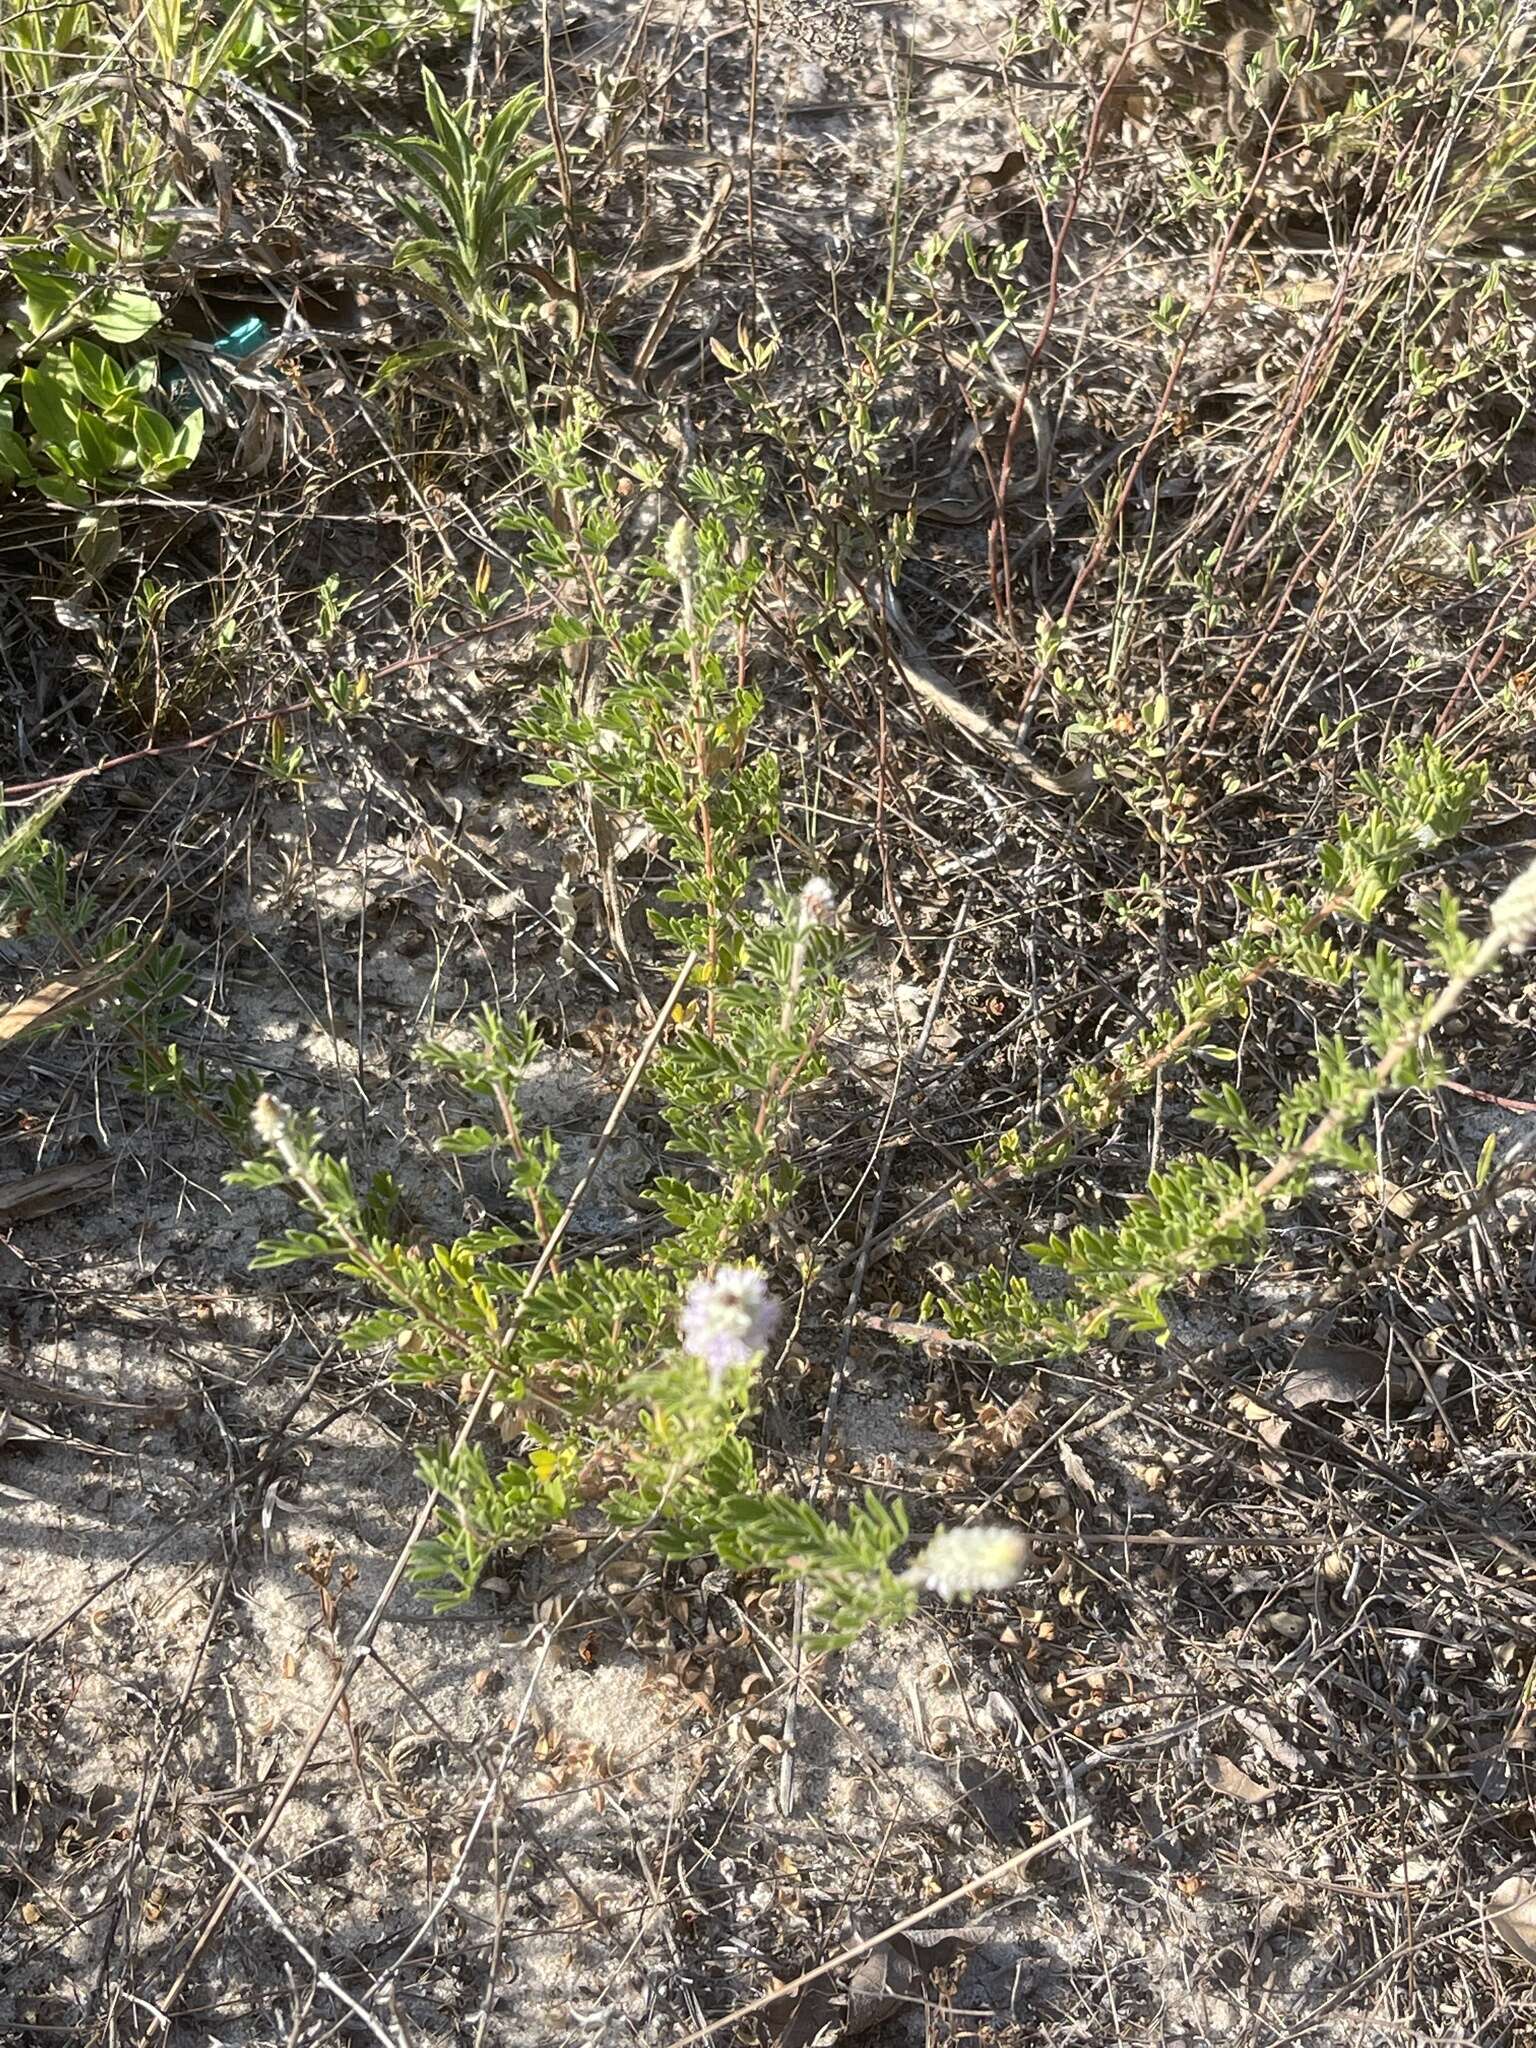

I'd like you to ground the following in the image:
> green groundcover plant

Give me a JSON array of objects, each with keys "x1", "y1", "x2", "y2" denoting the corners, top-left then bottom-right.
[{"x1": 4, "y1": 415, "x2": 1530, "y2": 1648}]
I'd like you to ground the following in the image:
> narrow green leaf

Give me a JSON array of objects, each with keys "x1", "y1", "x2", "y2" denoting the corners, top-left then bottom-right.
[{"x1": 1476, "y1": 1131, "x2": 1498, "y2": 1189}]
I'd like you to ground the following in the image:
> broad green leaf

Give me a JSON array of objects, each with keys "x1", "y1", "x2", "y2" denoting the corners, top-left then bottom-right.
[
  {"x1": 59, "y1": 225, "x2": 111, "y2": 270},
  {"x1": 9, "y1": 262, "x2": 79, "y2": 342},
  {"x1": 168, "y1": 408, "x2": 203, "y2": 465},
  {"x1": 0, "y1": 426, "x2": 34, "y2": 483},
  {"x1": 74, "y1": 407, "x2": 126, "y2": 480},
  {"x1": 20, "y1": 368, "x2": 79, "y2": 448},
  {"x1": 33, "y1": 474, "x2": 90, "y2": 507},
  {"x1": 68, "y1": 339, "x2": 125, "y2": 410},
  {"x1": 132, "y1": 403, "x2": 175, "y2": 467},
  {"x1": 87, "y1": 288, "x2": 162, "y2": 344},
  {"x1": 9, "y1": 259, "x2": 77, "y2": 340},
  {"x1": 75, "y1": 504, "x2": 123, "y2": 578}
]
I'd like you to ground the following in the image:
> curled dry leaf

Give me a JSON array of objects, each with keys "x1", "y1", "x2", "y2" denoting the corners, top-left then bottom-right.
[
  {"x1": 1278, "y1": 1339, "x2": 1388, "y2": 1411},
  {"x1": 1255, "y1": 1335, "x2": 1413, "y2": 1470},
  {"x1": 1487, "y1": 1874, "x2": 1536, "y2": 1964},
  {"x1": 1204, "y1": 1754, "x2": 1274, "y2": 1804},
  {"x1": 1231, "y1": 1708, "x2": 1307, "y2": 1774},
  {"x1": 1059, "y1": 1440, "x2": 1099, "y2": 1499},
  {"x1": 759, "y1": 1928, "x2": 978, "y2": 2045},
  {"x1": 967, "y1": 146, "x2": 1028, "y2": 199}
]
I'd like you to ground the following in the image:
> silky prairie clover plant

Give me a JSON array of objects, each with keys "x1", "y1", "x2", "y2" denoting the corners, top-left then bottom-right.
[{"x1": 234, "y1": 880, "x2": 1028, "y2": 1644}]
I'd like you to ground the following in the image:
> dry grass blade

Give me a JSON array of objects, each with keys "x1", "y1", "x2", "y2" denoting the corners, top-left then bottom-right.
[{"x1": 0, "y1": 965, "x2": 128, "y2": 1043}]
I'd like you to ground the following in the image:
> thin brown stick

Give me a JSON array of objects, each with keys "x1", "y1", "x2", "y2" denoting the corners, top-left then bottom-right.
[{"x1": 666, "y1": 1816, "x2": 1090, "y2": 2047}]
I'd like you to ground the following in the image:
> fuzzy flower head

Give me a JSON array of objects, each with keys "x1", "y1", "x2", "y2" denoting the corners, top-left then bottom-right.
[
  {"x1": 905, "y1": 1524, "x2": 1028, "y2": 1603},
  {"x1": 251, "y1": 1093, "x2": 296, "y2": 1152},
  {"x1": 679, "y1": 1265, "x2": 779, "y2": 1385},
  {"x1": 797, "y1": 876, "x2": 839, "y2": 929},
  {"x1": 663, "y1": 516, "x2": 693, "y2": 579}
]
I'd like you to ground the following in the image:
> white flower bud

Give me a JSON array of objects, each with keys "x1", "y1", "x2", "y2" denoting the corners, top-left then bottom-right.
[
  {"x1": 251, "y1": 1093, "x2": 294, "y2": 1149},
  {"x1": 798, "y1": 876, "x2": 838, "y2": 928},
  {"x1": 905, "y1": 1524, "x2": 1028, "y2": 1602},
  {"x1": 663, "y1": 517, "x2": 693, "y2": 578}
]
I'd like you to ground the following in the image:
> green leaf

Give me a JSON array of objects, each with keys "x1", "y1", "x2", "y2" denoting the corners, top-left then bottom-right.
[
  {"x1": 74, "y1": 504, "x2": 122, "y2": 579},
  {"x1": 132, "y1": 404, "x2": 175, "y2": 467},
  {"x1": 74, "y1": 407, "x2": 127, "y2": 480},
  {"x1": 0, "y1": 790, "x2": 69, "y2": 881},
  {"x1": 169, "y1": 408, "x2": 203, "y2": 465},
  {"x1": 68, "y1": 338, "x2": 126, "y2": 411},
  {"x1": 33, "y1": 474, "x2": 90, "y2": 507},
  {"x1": 437, "y1": 1125, "x2": 503, "y2": 1158},
  {"x1": 58, "y1": 225, "x2": 111, "y2": 270},
  {"x1": 198, "y1": 0, "x2": 262, "y2": 85},
  {"x1": 251, "y1": 1228, "x2": 340, "y2": 1268},
  {"x1": 0, "y1": 425, "x2": 35, "y2": 483},
  {"x1": 1476, "y1": 1131, "x2": 1498, "y2": 1189},
  {"x1": 20, "y1": 368, "x2": 79, "y2": 448},
  {"x1": 225, "y1": 1160, "x2": 288, "y2": 1190},
  {"x1": 344, "y1": 1309, "x2": 414, "y2": 1348},
  {"x1": 10, "y1": 260, "x2": 77, "y2": 340},
  {"x1": 373, "y1": 337, "x2": 465, "y2": 386},
  {"x1": 86, "y1": 288, "x2": 162, "y2": 344}
]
